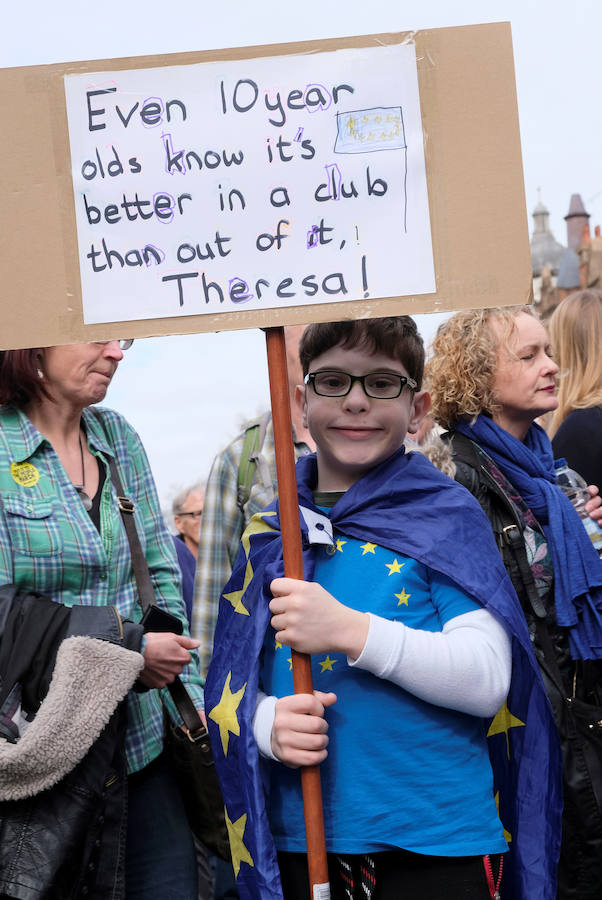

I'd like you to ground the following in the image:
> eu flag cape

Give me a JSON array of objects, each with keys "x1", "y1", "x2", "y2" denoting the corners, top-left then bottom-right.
[{"x1": 205, "y1": 448, "x2": 562, "y2": 900}]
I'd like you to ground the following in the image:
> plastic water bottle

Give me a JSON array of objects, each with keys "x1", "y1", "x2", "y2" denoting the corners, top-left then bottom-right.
[{"x1": 555, "y1": 460, "x2": 602, "y2": 556}]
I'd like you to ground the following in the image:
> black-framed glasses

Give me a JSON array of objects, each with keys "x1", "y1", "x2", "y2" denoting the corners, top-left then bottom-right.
[
  {"x1": 177, "y1": 509, "x2": 203, "y2": 519},
  {"x1": 305, "y1": 370, "x2": 417, "y2": 399},
  {"x1": 95, "y1": 340, "x2": 134, "y2": 351}
]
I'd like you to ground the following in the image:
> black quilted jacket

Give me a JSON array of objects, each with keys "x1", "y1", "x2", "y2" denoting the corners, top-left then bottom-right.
[{"x1": 0, "y1": 585, "x2": 142, "y2": 900}]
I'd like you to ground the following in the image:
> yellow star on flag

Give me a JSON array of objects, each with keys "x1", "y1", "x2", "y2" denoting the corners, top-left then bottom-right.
[
  {"x1": 319, "y1": 655, "x2": 338, "y2": 672},
  {"x1": 336, "y1": 538, "x2": 347, "y2": 553},
  {"x1": 225, "y1": 810, "x2": 254, "y2": 878},
  {"x1": 209, "y1": 671, "x2": 247, "y2": 756},
  {"x1": 275, "y1": 640, "x2": 283, "y2": 650},
  {"x1": 386, "y1": 558, "x2": 404, "y2": 575},
  {"x1": 494, "y1": 792, "x2": 512, "y2": 843},
  {"x1": 243, "y1": 510, "x2": 277, "y2": 541},
  {"x1": 222, "y1": 560, "x2": 252, "y2": 616},
  {"x1": 287, "y1": 657, "x2": 293, "y2": 670},
  {"x1": 395, "y1": 588, "x2": 410, "y2": 606},
  {"x1": 487, "y1": 701, "x2": 525, "y2": 758},
  {"x1": 222, "y1": 512, "x2": 277, "y2": 617},
  {"x1": 360, "y1": 542, "x2": 377, "y2": 555}
]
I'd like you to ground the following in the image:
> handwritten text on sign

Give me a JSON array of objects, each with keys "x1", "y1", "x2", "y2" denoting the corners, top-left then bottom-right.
[{"x1": 64, "y1": 44, "x2": 435, "y2": 324}]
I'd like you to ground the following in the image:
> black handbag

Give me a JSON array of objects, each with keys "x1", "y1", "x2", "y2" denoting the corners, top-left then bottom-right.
[
  {"x1": 107, "y1": 457, "x2": 231, "y2": 861},
  {"x1": 536, "y1": 620, "x2": 602, "y2": 899},
  {"x1": 164, "y1": 713, "x2": 232, "y2": 861}
]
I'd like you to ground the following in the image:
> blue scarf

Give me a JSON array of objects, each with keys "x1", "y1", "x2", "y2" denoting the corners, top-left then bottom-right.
[
  {"x1": 455, "y1": 415, "x2": 602, "y2": 658},
  {"x1": 205, "y1": 448, "x2": 561, "y2": 900}
]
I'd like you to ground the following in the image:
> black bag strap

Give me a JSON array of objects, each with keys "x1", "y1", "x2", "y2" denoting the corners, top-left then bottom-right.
[
  {"x1": 107, "y1": 458, "x2": 155, "y2": 614},
  {"x1": 106, "y1": 456, "x2": 204, "y2": 737},
  {"x1": 492, "y1": 506, "x2": 548, "y2": 621},
  {"x1": 451, "y1": 432, "x2": 547, "y2": 620},
  {"x1": 535, "y1": 617, "x2": 570, "y2": 699},
  {"x1": 471, "y1": 450, "x2": 572, "y2": 699}
]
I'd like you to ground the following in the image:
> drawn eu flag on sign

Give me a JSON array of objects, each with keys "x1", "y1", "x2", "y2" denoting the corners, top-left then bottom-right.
[{"x1": 334, "y1": 106, "x2": 406, "y2": 153}]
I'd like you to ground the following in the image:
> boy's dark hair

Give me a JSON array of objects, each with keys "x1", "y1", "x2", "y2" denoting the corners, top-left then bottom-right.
[{"x1": 299, "y1": 317, "x2": 425, "y2": 388}]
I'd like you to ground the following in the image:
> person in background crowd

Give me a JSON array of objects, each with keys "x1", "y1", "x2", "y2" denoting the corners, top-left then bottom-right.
[
  {"x1": 0, "y1": 341, "x2": 203, "y2": 899},
  {"x1": 172, "y1": 483, "x2": 205, "y2": 627},
  {"x1": 547, "y1": 289, "x2": 602, "y2": 488},
  {"x1": 427, "y1": 306, "x2": 602, "y2": 899}
]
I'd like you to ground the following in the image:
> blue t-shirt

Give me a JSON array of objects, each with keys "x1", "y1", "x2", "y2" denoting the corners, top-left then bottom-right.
[{"x1": 260, "y1": 532, "x2": 507, "y2": 857}]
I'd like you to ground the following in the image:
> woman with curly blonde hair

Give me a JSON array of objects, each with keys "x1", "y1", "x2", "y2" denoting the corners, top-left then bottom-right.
[
  {"x1": 427, "y1": 306, "x2": 536, "y2": 430},
  {"x1": 427, "y1": 305, "x2": 602, "y2": 900},
  {"x1": 548, "y1": 289, "x2": 602, "y2": 487}
]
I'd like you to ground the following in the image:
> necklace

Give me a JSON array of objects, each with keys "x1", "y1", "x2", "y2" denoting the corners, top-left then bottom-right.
[{"x1": 74, "y1": 432, "x2": 93, "y2": 512}]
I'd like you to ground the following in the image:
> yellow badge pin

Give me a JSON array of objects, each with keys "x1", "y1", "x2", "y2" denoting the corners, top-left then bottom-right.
[{"x1": 10, "y1": 461, "x2": 40, "y2": 487}]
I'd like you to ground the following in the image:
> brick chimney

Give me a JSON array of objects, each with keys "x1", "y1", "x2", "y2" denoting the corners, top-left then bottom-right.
[{"x1": 565, "y1": 193, "x2": 590, "y2": 251}]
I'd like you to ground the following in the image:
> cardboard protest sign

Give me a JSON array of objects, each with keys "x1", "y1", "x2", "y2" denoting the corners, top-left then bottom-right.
[
  {"x1": 64, "y1": 44, "x2": 434, "y2": 325},
  {"x1": 0, "y1": 23, "x2": 531, "y2": 348}
]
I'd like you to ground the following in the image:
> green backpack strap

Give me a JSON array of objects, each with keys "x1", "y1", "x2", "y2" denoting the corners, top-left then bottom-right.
[{"x1": 236, "y1": 413, "x2": 271, "y2": 512}]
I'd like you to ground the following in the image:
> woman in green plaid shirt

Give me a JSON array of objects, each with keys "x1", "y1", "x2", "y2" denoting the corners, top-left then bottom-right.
[{"x1": 0, "y1": 341, "x2": 204, "y2": 898}]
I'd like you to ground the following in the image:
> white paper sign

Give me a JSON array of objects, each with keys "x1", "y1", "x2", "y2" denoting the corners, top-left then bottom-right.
[{"x1": 64, "y1": 44, "x2": 435, "y2": 324}]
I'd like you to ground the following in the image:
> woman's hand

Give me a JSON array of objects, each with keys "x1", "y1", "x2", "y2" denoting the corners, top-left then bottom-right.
[
  {"x1": 271, "y1": 691, "x2": 337, "y2": 768},
  {"x1": 139, "y1": 632, "x2": 200, "y2": 689},
  {"x1": 269, "y1": 577, "x2": 369, "y2": 659},
  {"x1": 585, "y1": 484, "x2": 602, "y2": 523}
]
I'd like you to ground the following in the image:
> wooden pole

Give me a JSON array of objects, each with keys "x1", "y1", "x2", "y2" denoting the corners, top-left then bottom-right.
[{"x1": 264, "y1": 326, "x2": 330, "y2": 900}]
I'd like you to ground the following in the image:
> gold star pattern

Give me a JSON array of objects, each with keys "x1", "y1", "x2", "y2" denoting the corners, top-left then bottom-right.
[
  {"x1": 275, "y1": 640, "x2": 283, "y2": 650},
  {"x1": 222, "y1": 512, "x2": 277, "y2": 617},
  {"x1": 395, "y1": 588, "x2": 410, "y2": 606},
  {"x1": 386, "y1": 558, "x2": 404, "y2": 575},
  {"x1": 208, "y1": 671, "x2": 247, "y2": 756},
  {"x1": 494, "y1": 792, "x2": 512, "y2": 843},
  {"x1": 222, "y1": 560, "x2": 252, "y2": 616},
  {"x1": 287, "y1": 657, "x2": 293, "y2": 670},
  {"x1": 336, "y1": 538, "x2": 347, "y2": 553},
  {"x1": 225, "y1": 810, "x2": 254, "y2": 878},
  {"x1": 319, "y1": 655, "x2": 338, "y2": 673},
  {"x1": 360, "y1": 542, "x2": 377, "y2": 555},
  {"x1": 487, "y1": 701, "x2": 525, "y2": 758}
]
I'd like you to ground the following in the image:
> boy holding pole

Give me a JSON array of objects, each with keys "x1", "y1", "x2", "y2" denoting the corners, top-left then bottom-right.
[{"x1": 205, "y1": 317, "x2": 561, "y2": 900}]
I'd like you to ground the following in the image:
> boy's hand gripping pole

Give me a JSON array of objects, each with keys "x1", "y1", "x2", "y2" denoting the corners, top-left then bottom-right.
[{"x1": 265, "y1": 327, "x2": 330, "y2": 900}]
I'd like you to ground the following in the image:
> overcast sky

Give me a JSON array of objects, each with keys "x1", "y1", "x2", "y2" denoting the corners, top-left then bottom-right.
[{"x1": 4, "y1": 0, "x2": 601, "y2": 513}]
